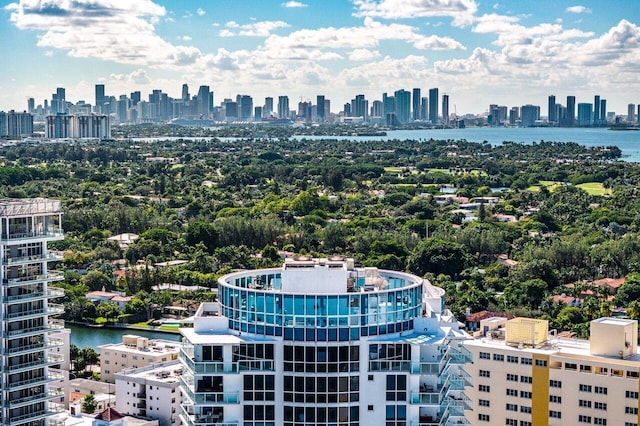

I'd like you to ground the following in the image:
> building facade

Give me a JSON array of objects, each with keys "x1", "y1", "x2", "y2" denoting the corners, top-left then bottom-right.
[
  {"x1": 465, "y1": 316, "x2": 640, "y2": 426},
  {"x1": 98, "y1": 335, "x2": 180, "y2": 383},
  {"x1": 179, "y1": 257, "x2": 471, "y2": 426},
  {"x1": 115, "y1": 361, "x2": 182, "y2": 426},
  {"x1": 0, "y1": 198, "x2": 66, "y2": 426}
]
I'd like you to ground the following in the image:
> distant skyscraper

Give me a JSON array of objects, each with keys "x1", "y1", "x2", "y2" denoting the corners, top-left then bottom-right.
[
  {"x1": 371, "y1": 100, "x2": 383, "y2": 118},
  {"x1": 182, "y1": 84, "x2": 190, "y2": 102},
  {"x1": 628, "y1": 104, "x2": 636, "y2": 123},
  {"x1": 509, "y1": 107, "x2": 519, "y2": 125},
  {"x1": 130, "y1": 91, "x2": 141, "y2": 106},
  {"x1": 225, "y1": 101, "x2": 238, "y2": 120},
  {"x1": 566, "y1": 96, "x2": 576, "y2": 126},
  {"x1": 520, "y1": 104, "x2": 540, "y2": 127},
  {"x1": 27, "y1": 97, "x2": 35, "y2": 114},
  {"x1": 343, "y1": 102, "x2": 351, "y2": 117},
  {"x1": 264, "y1": 97, "x2": 274, "y2": 116},
  {"x1": 600, "y1": 99, "x2": 606, "y2": 123},
  {"x1": 324, "y1": 99, "x2": 330, "y2": 120},
  {"x1": 420, "y1": 97, "x2": 428, "y2": 121},
  {"x1": 95, "y1": 84, "x2": 105, "y2": 110},
  {"x1": 254, "y1": 106, "x2": 262, "y2": 122},
  {"x1": 277, "y1": 96, "x2": 289, "y2": 118},
  {"x1": 197, "y1": 85, "x2": 210, "y2": 117},
  {"x1": 352, "y1": 94, "x2": 368, "y2": 120},
  {"x1": 6, "y1": 110, "x2": 34, "y2": 136},
  {"x1": 394, "y1": 89, "x2": 411, "y2": 124},
  {"x1": 577, "y1": 103, "x2": 593, "y2": 126},
  {"x1": 316, "y1": 95, "x2": 325, "y2": 122},
  {"x1": 442, "y1": 94, "x2": 449, "y2": 124},
  {"x1": 239, "y1": 95, "x2": 253, "y2": 120},
  {"x1": 382, "y1": 93, "x2": 395, "y2": 117},
  {"x1": 428, "y1": 88, "x2": 439, "y2": 124},
  {"x1": 593, "y1": 95, "x2": 601, "y2": 124},
  {"x1": 548, "y1": 95, "x2": 556, "y2": 123},
  {"x1": 412, "y1": 88, "x2": 421, "y2": 120}
]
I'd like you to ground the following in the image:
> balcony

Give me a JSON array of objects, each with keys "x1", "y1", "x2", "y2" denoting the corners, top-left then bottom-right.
[
  {"x1": 4, "y1": 288, "x2": 63, "y2": 303},
  {"x1": 4, "y1": 306, "x2": 50, "y2": 321},
  {"x1": 2, "y1": 374, "x2": 57, "y2": 391},
  {"x1": 411, "y1": 356, "x2": 448, "y2": 375},
  {"x1": 368, "y1": 360, "x2": 411, "y2": 372},
  {"x1": 4, "y1": 388, "x2": 63, "y2": 408},
  {"x1": 449, "y1": 346, "x2": 472, "y2": 364},
  {"x1": 6, "y1": 354, "x2": 64, "y2": 372},
  {"x1": 180, "y1": 405, "x2": 238, "y2": 426},
  {"x1": 7, "y1": 402, "x2": 64, "y2": 426},
  {"x1": 410, "y1": 380, "x2": 450, "y2": 405},
  {"x1": 0, "y1": 229, "x2": 64, "y2": 242},
  {"x1": 179, "y1": 380, "x2": 239, "y2": 405},
  {"x1": 3, "y1": 272, "x2": 64, "y2": 287},
  {"x1": 179, "y1": 348, "x2": 274, "y2": 374},
  {"x1": 2, "y1": 252, "x2": 64, "y2": 266}
]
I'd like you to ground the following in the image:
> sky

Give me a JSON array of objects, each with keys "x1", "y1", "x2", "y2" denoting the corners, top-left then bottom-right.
[{"x1": 1, "y1": 0, "x2": 639, "y2": 115}]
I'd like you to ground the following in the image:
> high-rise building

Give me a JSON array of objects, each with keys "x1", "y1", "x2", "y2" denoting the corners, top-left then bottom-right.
[
  {"x1": 254, "y1": 106, "x2": 262, "y2": 122},
  {"x1": 428, "y1": 88, "x2": 439, "y2": 124},
  {"x1": 277, "y1": 96, "x2": 289, "y2": 119},
  {"x1": 371, "y1": 100, "x2": 383, "y2": 118},
  {"x1": 600, "y1": 99, "x2": 607, "y2": 124},
  {"x1": 225, "y1": 102, "x2": 238, "y2": 121},
  {"x1": 352, "y1": 94, "x2": 368, "y2": 120},
  {"x1": 442, "y1": 94, "x2": 449, "y2": 124},
  {"x1": 509, "y1": 107, "x2": 519, "y2": 125},
  {"x1": 628, "y1": 103, "x2": 636, "y2": 123},
  {"x1": 489, "y1": 105, "x2": 507, "y2": 126},
  {"x1": 45, "y1": 113, "x2": 71, "y2": 138},
  {"x1": 264, "y1": 97, "x2": 274, "y2": 116},
  {"x1": 178, "y1": 257, "x2": 471, "y2": 426},
  {"x1": 566, "y1": 96, "x2": 576, "y2": 126},
  {"x1": 0, "y1": 198, "x2": 66, "y2": 426},
  {"x1": 394, "y1": 89, "x2": 411, "y2": 124},
  {"x1": 382, "y1": 93, "x2": 395, "y2": 118},
  {"x1": 324, "y1": 99, "x2": 331, "y2": 122},
  {"x1": 466, "y1": 316, "x2": 640, "y2": 426},
  {"x1": 412, "y1": 88, "x2": 421, "y2": 120},
  {"x1": 27, "y1": 98, "x2": 35, "y2": 114},
  {"x1": 316, "y1": 95, "x2": 325, "y2": 122},
  {"x1": 197, "y1": 86, "x2": 211, "y2": 117},
  {"x1": 548, "y1": 95, "x2": 556, "y2": 123},
  {"x1": 95, "y1": 84, "x2": 105, "y2": 112},
  {"x1": 577, "y1": 103, "x2": 593, "y2": 126},
  {"x1": 182, "y1": 84, "x2": 190, "y2": 102},
  {"x1": 593, "y1": 95, "x2": 601, "y2": 124},
  {"x1": 5, "y1": 110, "x2": 34, "y2": 137},
  {"x1": 130, "y1": 91, "x2": 141, "y2": 106},
  {"x1": 421, "y1": 97, "x2": 428, "y2": 122},
  {"x1": 239, "y1": 95, "x2": 253, "y2": 121},
  {"x1": 520, "y1": 104, "x2": 540, "y2": 127},
  {"x1": 343, "y1": 102, "x2": 352, "y2": 117}
]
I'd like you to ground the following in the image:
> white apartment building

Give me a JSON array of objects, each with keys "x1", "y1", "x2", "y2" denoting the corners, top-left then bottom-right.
[
  {"x1": 178, "y1": 256, "x2": 472, "y2": 426},
  {"x1": 0, "y1": 198, "x2": 66, "y2": 426},
  {"x1": 465, "y1": 316, "x2": 640, "y2": 426},
  {"x1": 114, "y1": 361, "x2": 182, "y2": 426},
  {"x1": 98, "y1": 335, "x2": 180, "y2": 383}
]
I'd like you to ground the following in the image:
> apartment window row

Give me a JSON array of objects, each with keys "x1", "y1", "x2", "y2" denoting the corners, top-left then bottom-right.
[
  {"x1": 594, "y1": 418, "x2": 607, "y2": 426},
  {"x1": 284, "y1": 375, "x2": 359, "y2": 403},
  {"x1": 520, "y1": 391, "x2": 532, "y2": 399},
  {"x1": 506, "y1": 373, "x2": 518, "y2": 381},
  {"x1": 535, "y1": 359, "x2": 547, "y2": 367},
  {"x1": 520, "y1": 375, "x2": 532, "y2": 384},
  {"x1": 594, "y1": 386, "x2": 607, "y2": 395},
  {"x1": 550, "y1": 379, "x2": 561, "y2": 388},
  {"x1": 479, "y1": 370, "x2": 490, "y2": 378},
  {"x1": 386, "y1": 375, "x2": 407, "y2": 401},
  {"x1": 506, "y1": 403, "x2": 517, "y2": 412},
  {"x1": 506, "y1": 420, "x2": 517, "y2": 426},
  {"x1": 579, "y1": 384, "x2": 592, "y2": 392},
  {"x1": 579, "y1": 400, "x2": 592, "y2": 408},
  {"x1": 479, "y1": 399, "x2": 490, "y2": 407},
  {"x1": 549, "y1": 395, "x2": 562, "y2": 403},
  {"x1": 594, "y1": 402, "x2": 606, "y2": 410},
  {"x1": 243, "y1": 405, "x2": 275, "y2": 421},
  {"x1": 506, "y1": 388, "x2": 517, "y2": 397},
  {"x1": 579, "y1": 415, "x2": 592, "y2": 423},
  {"x1": 520, "y1": 406, "x2": 531, "y2": 414},
  {"x1": 626, "y1": 407, "x2": 639, "y2": 415},
  {"x1": 626, "y1": 391, "x2": 639, "y2": 399},
  {"x1": 507, "y1": 355, "x2": 518, "y2": 363},
  {"x1": 549, "y1": 410, "x2": 561, "y2": 419},
  {"x1": 478, "y1": 414, "x2": 490, "y2": 422},
  {"x1": 557, "y1": 361, "x2": 638, "y2": 379},
  {"x1": 479, "y1": 384, "x2": 490, "y2": 392}
]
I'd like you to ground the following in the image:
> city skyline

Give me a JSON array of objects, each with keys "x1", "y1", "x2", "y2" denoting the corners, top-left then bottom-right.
[{"x1": 1, "y1": 0, "x2": 639, "y2": 114}]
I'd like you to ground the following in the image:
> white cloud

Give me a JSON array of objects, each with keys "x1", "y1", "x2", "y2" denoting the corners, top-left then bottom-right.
[
  {"x1": 196, "y1": 8, "x2": 205, "y2": 16},
  {"x1": 566, "y1": 5, "x2": 592, "y2": 14},
  {"x1": 282, "y1": 1, "x2": 308, "y2": 7},
  {"x1": 220, "y1": 20, "x2": 290, "y2": 37},
  {"x1": 349, "y1": 49, "x2": 381, "y2": 61},
  {"x1": 352, "y1": 0, "x2": 478, "y2": 27},
  {"x1": 178, "y1": 35, "x2": 192, "y2": 41}
]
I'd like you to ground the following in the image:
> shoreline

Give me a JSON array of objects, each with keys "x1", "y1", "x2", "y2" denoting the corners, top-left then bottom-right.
[{"x1": 64, "y1": 320, "x2": 182, "y2": 335}]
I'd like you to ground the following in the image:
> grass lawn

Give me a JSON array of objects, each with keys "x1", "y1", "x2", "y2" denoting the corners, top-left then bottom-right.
[{"x1": 576, "y1": 182, "x2": 610, "y2": 196}]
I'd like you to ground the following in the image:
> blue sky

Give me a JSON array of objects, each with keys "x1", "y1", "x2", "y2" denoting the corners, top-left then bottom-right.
[{"x1": 1, "y1": 0, "x2": 639, "y2": 114}]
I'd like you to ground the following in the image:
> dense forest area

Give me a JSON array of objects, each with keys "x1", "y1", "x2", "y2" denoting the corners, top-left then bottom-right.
[{"x1": 2, "y1": 133, "x2": 639, "y2": 337}]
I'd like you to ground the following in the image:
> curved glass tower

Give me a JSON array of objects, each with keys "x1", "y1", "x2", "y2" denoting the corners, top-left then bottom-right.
[{"x1": 179, "y1": 257, "x2": 471, "y2": 426}]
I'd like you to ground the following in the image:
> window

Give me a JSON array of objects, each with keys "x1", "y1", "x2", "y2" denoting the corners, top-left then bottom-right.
[
  {"x1": 506, "y1": 373, "x2": 518, "y2": 381},
  {"x1": 506, "y1": 388, "x2": 517, "y2": 396},
  {"x1": 479, "y1": 384, "x2": 490, "y2": 393},
  {"x1": 506, "y1": 403, "x2": 517, "y2": 412},
  {"x1": 579, "y1": 384, "x2": 592, "y2": 392},
  {"x1": 493, "y1": 354, "x2": 504, "y2": 362},
  {"x1": 386, "y1": 375, "x2": 407, "y2": 401},
  {"x1": 479, "y1": 370, "x2": 491, "y2": 378},
  {"x1": 479, "y1": 352, "x2": 490, "y2": 359},
  {"x1": 579, "y1": 415, "x2": 592, "y2": 423},
  {"x1": 520, "y1": 376, "x2": 532, "y2": 384},
  {"x1": 368, "y1": 375, "x2": 374, "y2": 381},
  {"x1": 594, "y1": 402, "x2": 606, "y2": 410},
  {"x1": 550, "y1": 380, "x2": 562, "y2": 388},
  {"x1": 506, "y1": 419, "x2": 517, "y2": 426},
  {"x1": 626, "y1": 391, "x2": 639, "y2": 399},
  {"x1": 520, "y1": 391, "x2": 532, "y2": 399},
  {"x1": 520, "y1": 406, "x2": 531, "y2": 414},
  {"x1": 594, "y1": 419, "x2": 606, "y2": 426},
  {"x1": 368, "y1": 405, "x2": 374, "y2": 411},
  {"x1": 535, "y1": 359, "x2": 547, "y2": 367},
  {"x1": 627, "y1": 371, "x2": 639, "y2": 379},
  {"x1": 549, "y1": 411, "x2": 562, "y2": 419},
  {"x1": 479, "y1": 399, "x2": 490, "y2": 407},
  {"x1": 565, "y1": 363, "x2": 577, "y2": 370},
  {"x1": 626, "y1": 407, "x2": 639, "y2": 415},
  {"x1": 579, "y1": 400, "x2": 592, "y2": 408},
  {"x1": 594, "y1": 386, "x2": 607, "y2": 395},
  {"x1": 478, "y1": 414, "x2": 490, "y2": 422},
  {"x1": 520, "y1": 422, "x2": 532, "y2": 426},
  {"x1": 624, "y1": 423, "x2": 638, "y2": 426},
  {"x1": 550, "y1": 395, "x2": 562, "y2": 403},
  {"x1": 521, "y1": 358, "x2": 532, "y2": 365},
  {"x1": 507, "y1": 355, "x2": 518, "y2": 363}
]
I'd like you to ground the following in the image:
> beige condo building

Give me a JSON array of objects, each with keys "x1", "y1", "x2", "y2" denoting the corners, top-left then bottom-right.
[{"x1": 465, "y1": 316, "x2": 640, "y2": 426}]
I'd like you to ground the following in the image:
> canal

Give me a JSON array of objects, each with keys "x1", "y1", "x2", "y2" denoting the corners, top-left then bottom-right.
[{"x1": 68, "y1": 324, "x2": 182, "y2": 349}]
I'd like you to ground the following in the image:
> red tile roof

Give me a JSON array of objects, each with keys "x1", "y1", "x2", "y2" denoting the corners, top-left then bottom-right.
[{"x1": 95, "y1": 407, "x2": 124, "y2": 421}]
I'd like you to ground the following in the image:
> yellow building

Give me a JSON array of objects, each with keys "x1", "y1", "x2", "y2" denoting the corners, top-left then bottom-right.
[{"x1": 465, "y1": 317, "x2": 640, "y2": 426}]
